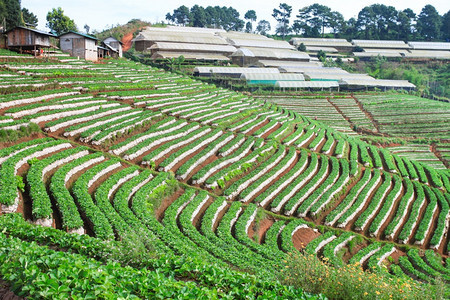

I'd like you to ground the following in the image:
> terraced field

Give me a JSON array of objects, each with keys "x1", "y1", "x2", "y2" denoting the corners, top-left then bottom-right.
[{"x1": 0, "y1": 50, "x2": 449, "y2": 298}]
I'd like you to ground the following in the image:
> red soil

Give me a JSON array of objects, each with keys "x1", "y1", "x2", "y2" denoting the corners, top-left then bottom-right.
[
  {"x1": 121, "y1": 32, "x2": 134, "y2": 52},
  {"x1": 292, "y1": 227, "x2": 321, "y2": 251}
]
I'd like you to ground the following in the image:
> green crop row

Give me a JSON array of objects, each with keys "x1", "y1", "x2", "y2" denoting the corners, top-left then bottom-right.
[
  {"x1": 50, "y1": 153, "x2": 103, "y2": 230},
  {"x1": 367, "y1": 175, "x2": 403, "y2": 236},
  {"x1": 0, "y1": 139, "x2": 68, "y2": 206},
  {"x1": 27, "y1": 146, "x2": 89, "y2": 220},
  {"x1": 310, "y1": 159, "x2": 351, "y2": 218}
]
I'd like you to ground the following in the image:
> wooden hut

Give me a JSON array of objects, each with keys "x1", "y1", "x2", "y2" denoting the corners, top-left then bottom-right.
[
  {"x1": 5, "y1": 26, "x2": 55, "y2": 55},
  {"x1": 103, "y1": 37, "x2": 123, "y2": 57},
  {"x1": 59, "y1": 31, "x2": 98, "y2": 61}
]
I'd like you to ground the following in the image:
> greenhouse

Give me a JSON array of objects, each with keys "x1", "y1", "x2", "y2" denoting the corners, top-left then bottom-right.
[
  {"x1": 151, "y1": 51, "x2": 230, "y2": 61},
  {"x1": 275, "y1": 80, "x2": 340, "y2": 91},
  {"x1": 240, "y1": 73, "x2": 305, "y2": 85},
  {"x1": 408, "y1": 41, "x2": 450, "y2": 51},
  {"x1": 149, "y1": 42, "x2": 237, "y2": 54},
  {"x1": 339, "y1": 78, "x2": 416, "y2": 90},
  {"x1": 351, "y1": 40, "x2": 411, "y2": 49},
  {"x1": 194, "y1": 67, "x2": 280, "y2": 78}
]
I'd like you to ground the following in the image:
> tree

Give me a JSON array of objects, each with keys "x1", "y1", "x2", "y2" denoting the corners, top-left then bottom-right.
[
  {"x1": 256, "y1": 20, "x2": 271, "y2": 35},
  {"x1": 22, "y1": 7, "x2": 38, "y2": 28},
  {"x1": 442, "y1": 10, "x2": 450, "y2": 41},
  {"x1": 244, "y1": 10, "x2": 257, "y2": 33},
  {"x1": 396, "y1": 9, "x2": 416, "y2": 40},
  {"x1": 190, "y1": 5, "x2": 207, "y2": 28},
  {"x1": 297, "y1": 42, "x2": 306, "y2": 52},
  {"x1": 417, "y1": 5, "x2": 442, "y2": 40},
  {"x1": 3, "y1": 0, "x2": 23, "y2": 30},
  {"x1": 294, "y1": 4, "x2": 332, "y2": 37},
  {"x1": 166, "y1": 5, "x2": 191, "y2": 26},
  {"x1": 84, "y1": 24, "x2": 90, "y2": 34},
  {"x1": 356, "y1": 4, "x2": 398, "y2": 40},
  {"x1": 272, "y1": 3, "x2": 292, "y2": 38},
  {"x1": 46, "y1": 7, "x2": 77, "y2": 35}
]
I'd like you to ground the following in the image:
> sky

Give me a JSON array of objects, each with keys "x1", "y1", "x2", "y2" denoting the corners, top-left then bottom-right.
[{"x1": 22, "y1": 0, "x2": 449, "y2": 34}]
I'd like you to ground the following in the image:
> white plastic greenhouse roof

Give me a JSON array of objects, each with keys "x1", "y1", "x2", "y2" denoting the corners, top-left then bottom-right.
[
  {"x1": 408, "y1": 41, "x2": 450, "y2": 50},
  {"x1": 240, "y1": 73, "x2": 305, "y2": 81},
  {"x1": 352, "y1": 40, "x2": 411, "y2": 49},
  {"x1": 149, "y1": 42, "x2": 236, "y2": 53},
  {"x1": 353, "y1": 52, "x2": 403, "y2": 58},
  {"x1": 228, "y1": 38, "x2": 294, "y2": 49},
  {"x1": 258, "y1": 60, "x2": 322, "y2": 68},
  {"x1": 275, "y1": 81, "x2": 339, "y2": 88},
  {"x1": 151, "y1": 51, "x2": 230, "y2": 61},
  {"x1": 305, "y1": 46, "x2": 339, "y2": 53},
  {"x1": 145, "y1": 25, "x2": 226, "y2": 34},
  {"x1": 304, "y1": 73, "x2": 373, "y2": 81},
  {"x1": 194, "y1": 67, "x2": 280, "y2": 75},
  {"x1": 231, "y1": 47, "x2": 310, "y2": 60},
  {"x1": 290, "y1": 38, "x2": 352, "y2": 47},
  {"x1": 339, "y1": 78, "x2": 416, "y2": 88},
  {"x1": 404, "y1": 50, "x2": 450, "y2": 59},
  {"x1": 279, "y1": 66, "x2": 348, "y2": 74},
  {"x1": 133, "y1": 31, "x2": 228, "y2": 45},
  {"x1": 219, "y1": 31, "x2": 269, "y2": 40}
]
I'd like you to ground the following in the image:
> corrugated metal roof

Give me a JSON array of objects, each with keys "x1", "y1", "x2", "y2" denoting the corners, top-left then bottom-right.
[
  {"x1": 258, "y1": 60, "x2": 322, "y2": 67},
  {"x1": 305, "y1": 46, "x2": 339, "y2": 53},
  {"x1": 151, "y1": 51, "x2": 230, "y2": 61},
  {"x1": 275, "y1": 81, "x2": 339, "y2": 88},
  {"x1": 352, "y1": 40, "x2": 410, "y2": 49},
  {"x1": 145, "y1": 25, "x2": 226, "y2": 33},
  {"x1": 59, "y1": 31, "x2": 98, "y2": 40},
  {"x1": 195, "y1": 67, "x2": 280, "y2": 75},
  {"x1": 304, "y1": 73, "x2": 373, "y2": 81},
  {"x1": 404, "y1": 50, "x2": 450, "y2": 59},
  {"x1": 339, "y1": 78, "x2": 416, "y2": 88},
  {"x1": 290, "y1": 38, "x2": 352, "y2": 47},
  {"x1": 219, "y1": 31, "x2": 269, "y2": 40},
  {"x1": 408, "y1": 42, "x2": 450, "y2": 50},
  {"x1": 279, "y1": 66, "x2": 348, "y2": 74},
  {"x1": 133, "y1": 31, "x2": 228, "y2": 45},
  {"x1": 149, "y1": 42, "x2": 236, "y2": 53},
  {"x1": 240, "y1": 73, "x2": 305, "y2": 81},
  {"x1": 353, "y1": 52, "x2": 403, "y2": 58},
  {"x1": 231, "y1": 47, "x2": 310, "y2": 60},
  {"x1": 228, "y1": 38, "x2": 294, "y2": 49},
  {"x1": 5, "y1": 26, "x2": 56, "y2": 37},
  {"x1": 363, "y1": 48, "x2": 408, "y2": 54}
]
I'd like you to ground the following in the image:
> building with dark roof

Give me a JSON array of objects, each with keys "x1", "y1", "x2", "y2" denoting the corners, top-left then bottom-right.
[{"x1": 5, "y1": 26, "x2": 56, "y2": 55}]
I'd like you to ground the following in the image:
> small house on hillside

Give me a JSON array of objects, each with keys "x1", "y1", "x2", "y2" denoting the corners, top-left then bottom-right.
[
  {"x1": 59, "y1": 31, "x2": 98, "y2": 61},
  {"x1": 5, "y1": 26, "x2": 55, "y2": 55},
  {"x1": 103, "y1": 37, "x2": 123, "y2": 58}
]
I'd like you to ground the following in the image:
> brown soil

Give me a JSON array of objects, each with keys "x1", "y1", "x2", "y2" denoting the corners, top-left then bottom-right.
[
  {"x1": 87, "y1": 165, "x2": 125, "y2": 195},
  {"x1": 121, "y1": 32, "x2": 134, "y2": 52},
  {"x1": 186, "y1": 154, "x2": 218, "y2": 184},
  {"x1": 244, "y1": 119, "x2": 269, "y2": 136},
  {"x1": 0, "y1": 132, "x2": 47, "y2": 150},
  {"x1": 256, "y1": 217, "x2": 275, "y2": 244},
  {"x1": 405, "y1": 192, "x2": 429, "y2": 245},
  {"x1": 372, "y1": 183, "x2": 405, "y2": 240},
  {"x1": 0, "y1": 279, "x2": 23, "y2": 300},
  {"x1": 154, "y1": 187, "x2": 184, "y2": 222},
  {"x1": 343, "y1": 241, "x2": 368, "y2": 263},
  {"x1": 242, "y1": 152, "x2": 299, "y2": 204},
  {"x1": 191, "y1": 197, "x2": 214, "y2": 230},
  {"x1": 344, "y1": 174, "x2": 384, "y2": 231},
  {"x1": 260, "y1": 123, "x2": 281, "y2": 139},
  {"x1": 211, "y1": 203, "x2": 229, "y2": 233},
  {"x1": 351, "y1": 96, "x2": 380, "y2": 133},
  {"x1": 389, "y1": 248, "x2": 406, "y2": 264},
  {"x1": 292, "y1": 227, "x2": 321, "y2": 251},
  {"x1": 315, "y1": 166, "x2": 363, "y2": 224},
  {"x1": 421, "y1": 208, "x2": 440, "y2": 250}
]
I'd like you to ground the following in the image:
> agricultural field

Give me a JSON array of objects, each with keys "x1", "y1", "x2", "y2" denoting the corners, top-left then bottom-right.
[
  {"x1": 355, "y1": 94, "x2": 450, "y2": 140},
  {"x1": 0, "y1": 50, "x2": 449, "y2": 298},
  {"x1": 387, "y1": 144, "x2": 447, "y2": 170}
]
